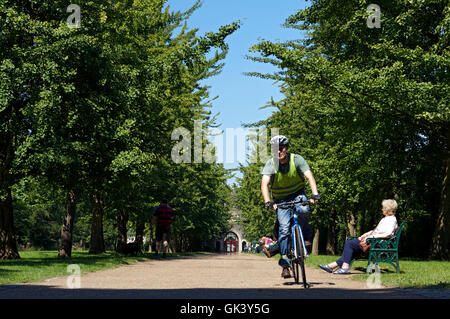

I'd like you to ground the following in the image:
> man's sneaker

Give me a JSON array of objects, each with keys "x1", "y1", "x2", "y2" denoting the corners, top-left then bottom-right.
[
  {"x1": 262, "y1": 246, "x2": 271, "y2": 258},
  {"x1": 281, "y1": 267, "x2": 291, "y2": 278},
  {"x1": 278, "y1": 255, "x2": 290, "y2": 268}
]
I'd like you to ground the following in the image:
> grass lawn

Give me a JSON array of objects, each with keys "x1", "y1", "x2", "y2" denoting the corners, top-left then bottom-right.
[
  {"x1": 250, "y1": 252, "x2": 450, "y2": 289},
  {"x1": 0, "y1": 250, "x2": 203, "y2": 285},
  {"x1": 304, "y1": 255, "x2": 450, "y2": 289}
]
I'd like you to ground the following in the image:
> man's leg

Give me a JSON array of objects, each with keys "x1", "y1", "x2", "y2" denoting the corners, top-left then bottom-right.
[
  {"x1": 155, "y1": 227, "x2": 161, "y2": 255},
  {"x1": 294, "y1": 193, "x2": 312, "y2": 245},
  {"x1": 276, "y1": 206, "x2": 291, "y2": 275},
  {"x1": 161, "y1": 233, "x2": 167, "y2": 257},
  {"x1": 155, "y1": 240, "x2": 160, "y2": 254}
]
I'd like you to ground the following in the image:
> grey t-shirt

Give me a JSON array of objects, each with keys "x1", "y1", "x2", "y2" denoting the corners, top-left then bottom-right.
[{"x1": 261, "y1": 153, "x2": 310, "y2": 181}]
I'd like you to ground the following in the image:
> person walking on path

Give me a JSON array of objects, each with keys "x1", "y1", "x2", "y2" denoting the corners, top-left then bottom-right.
[
  {"x1": 150, "y1": 199, "x2": 174, "y2": 258},
  {"x1": 261, "y1": 135, "x2": 320, "y2": 279},
  {"x1": 319, "y1": 199, "x2": 398, "y2": 274}
]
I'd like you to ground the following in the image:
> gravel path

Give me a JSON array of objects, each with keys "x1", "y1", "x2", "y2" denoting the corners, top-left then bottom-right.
[{"x1": 0, "y1": 253, "x2": 447, "y2": 299}]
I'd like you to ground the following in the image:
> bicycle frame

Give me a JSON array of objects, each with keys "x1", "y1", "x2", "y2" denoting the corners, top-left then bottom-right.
[
  {"x1": 277, "y1": 199, "x2": 308, "y2": 259},
  {"x1": 276, "y1": 198, "x2": 310, "y2": 287},
  {"x1": 291, "y1": 210, "x2": 308, "y2": 260}
]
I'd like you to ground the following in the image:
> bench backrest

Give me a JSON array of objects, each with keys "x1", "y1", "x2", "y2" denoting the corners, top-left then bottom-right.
[{"x1": 392, "y1": 222, "x2": 406, "y2": 247}]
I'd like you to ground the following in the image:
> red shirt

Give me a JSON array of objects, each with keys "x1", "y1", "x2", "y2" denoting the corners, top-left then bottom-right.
[{"x1": 153, "y1": 204, "x2": 174, "y2": 227}]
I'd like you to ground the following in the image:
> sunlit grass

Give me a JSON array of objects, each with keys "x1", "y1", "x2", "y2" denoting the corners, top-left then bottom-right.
[
  {"x1": 250, "y1": 252, "x2": 450, "y2": 289},
  {"x1": 348, "y1": 258, "x2": 450, "y2": 289}
]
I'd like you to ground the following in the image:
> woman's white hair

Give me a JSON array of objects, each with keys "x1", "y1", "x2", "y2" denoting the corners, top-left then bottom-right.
[{"x1": 382, "y1": 199, "x2": 398, "y2": 215}]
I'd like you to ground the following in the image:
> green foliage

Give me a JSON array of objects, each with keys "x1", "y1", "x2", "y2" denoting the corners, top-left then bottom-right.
[
  {"x1": 2, "y1": 0, "x2": 239, "y2": 253},
  {"x1": 234, "y1": 163, "x2": 276, "y2": 241},
  {"x1": 12, "y1": 177, "x2": 64, "y2": 249},
  {"x1": 238, "y1": 0, "x2": 448, "y2": 257}
]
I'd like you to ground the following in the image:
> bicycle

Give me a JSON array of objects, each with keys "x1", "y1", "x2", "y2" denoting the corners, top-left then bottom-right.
[{"x1": 276, "y1": 199, "x2": 311, "y2": 288}]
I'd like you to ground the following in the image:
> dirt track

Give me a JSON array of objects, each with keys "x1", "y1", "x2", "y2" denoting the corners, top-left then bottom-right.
[{"x1": 0, "y1": 253, "x2": 447, "y2": 299}]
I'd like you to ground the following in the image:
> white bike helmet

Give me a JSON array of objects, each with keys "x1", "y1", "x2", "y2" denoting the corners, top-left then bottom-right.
[{"x1": 269, "y1": 135, "x2": 289, "y2": 146}]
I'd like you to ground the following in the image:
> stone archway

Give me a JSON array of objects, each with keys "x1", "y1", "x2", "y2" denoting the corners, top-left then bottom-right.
[{"x1": 224, "y1": 232, "x2": 239, "y2": 253}]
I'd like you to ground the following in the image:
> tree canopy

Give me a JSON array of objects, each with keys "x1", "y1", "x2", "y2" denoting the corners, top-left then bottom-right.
[
  {"x1": 1, "y1": 0, "x2": 238, "y2": 258},
  {"x1": 239, "y1": 0, "x2": 449, "y2": 259}
]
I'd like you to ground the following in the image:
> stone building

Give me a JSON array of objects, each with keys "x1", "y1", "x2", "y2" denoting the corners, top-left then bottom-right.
[{"x1": 203, "y1": 209, "x2": 249, "y2": 253}]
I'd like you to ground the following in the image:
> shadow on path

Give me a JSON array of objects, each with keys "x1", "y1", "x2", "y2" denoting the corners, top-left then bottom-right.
[{"x1": 0, "y1": 284, "x2": 435, "y2": 299}]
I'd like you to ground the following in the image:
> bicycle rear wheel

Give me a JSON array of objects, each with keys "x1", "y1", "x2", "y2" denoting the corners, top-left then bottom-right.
[{"x1": 294, "y1": 226, "x2": 309, "y2": 288}]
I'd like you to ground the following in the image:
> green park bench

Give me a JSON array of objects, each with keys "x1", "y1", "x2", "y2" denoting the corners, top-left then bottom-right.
[{"x1": 349, "y1": 222, "x2": 406, "y2": 274}]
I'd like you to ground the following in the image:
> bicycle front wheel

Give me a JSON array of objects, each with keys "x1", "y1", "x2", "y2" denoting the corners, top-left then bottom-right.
[
  {"x1": 294, "y1": 226, "x2": 309, "y2": 288},
  {"x1": 289, "y1": 235, "x2": 299, "y2": 284},
  {"x1": 291, "y1": 259, "x2": 299, "y2": 284}
]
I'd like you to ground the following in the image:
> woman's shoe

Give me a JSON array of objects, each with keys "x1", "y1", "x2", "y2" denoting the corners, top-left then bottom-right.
[
  {"x1": 333, "y1": 267, "x2": 350, "y2": 274},
  {"x1": 318, "y1": 264, "x2": 333, "y2": 273}
]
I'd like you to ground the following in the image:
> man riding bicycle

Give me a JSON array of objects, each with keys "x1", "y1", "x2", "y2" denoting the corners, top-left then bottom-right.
[{"x1": 261, "y1": 135, "x2": 319, "y2": 278}]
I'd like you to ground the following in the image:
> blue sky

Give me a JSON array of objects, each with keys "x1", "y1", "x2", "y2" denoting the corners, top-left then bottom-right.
[{"x1": 167, "y1": 0, "x2": 308, "y2": 176}]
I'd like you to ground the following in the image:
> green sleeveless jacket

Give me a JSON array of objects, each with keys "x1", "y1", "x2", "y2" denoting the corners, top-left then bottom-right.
[{"x1": 271, "y1": 153, "x2": 305, "y2": 200}]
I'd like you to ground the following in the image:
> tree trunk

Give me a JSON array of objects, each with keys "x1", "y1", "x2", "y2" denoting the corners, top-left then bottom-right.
[
  {"x1": 326, "y1": 209, "x2": 336, "y2": 255},
  {"x1": 116, "y1": 209, "x2": 128, "y2": 253},
  {"x1": 326, "y1": 225, "x2": 336, "y2": 255},
  {"x1": 431, "y1": 132, "x2": 450, "y2": 260},
  {"x1": 312, "y1": 227, "x2": 320, "y2": 255},
  {"x1": 89, "y1": 194, "x2": 105, "y2": 254},
  {"x1": 347, "y1": 210, "x2": 357, "y2": 237},
  {"x1": 58, "y1": 190, "x2": 76, "y2": 258},
  {"x1": 0, "y1": 133, "x2": 19, "y2": 260},
  {"x1": 135, "y1": 215, "x2": 145, "y2": 251},
  {"x1": 0, "y1": 188, "x2": 20, "y2": 260}
]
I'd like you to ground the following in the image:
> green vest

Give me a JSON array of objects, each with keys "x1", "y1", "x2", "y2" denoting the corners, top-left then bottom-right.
[{"x1": 271, "y1": 153, "x2": 305, "y2": 200}]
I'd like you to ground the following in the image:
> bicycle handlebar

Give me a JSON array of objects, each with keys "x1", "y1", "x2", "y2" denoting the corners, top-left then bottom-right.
[{"x1": 275, "y1": 199, "x2": 309, "y2": 209}]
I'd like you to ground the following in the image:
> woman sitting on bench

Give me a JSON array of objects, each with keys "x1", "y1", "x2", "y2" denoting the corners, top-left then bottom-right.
[{"x1": 319, "y1": 199, "x2": 398, "y2": 274}]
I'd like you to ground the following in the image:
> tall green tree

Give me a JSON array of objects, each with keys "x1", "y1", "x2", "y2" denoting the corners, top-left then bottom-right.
[
  {"x1": 2, "y1": 0, "x2": 239, "y2": 257},
  {"x1": 0, "y1": 0, "x2": 69, "y2": 259},
  {"x1": 244, "y1": 0, "x2": 448, "y2": 258}
]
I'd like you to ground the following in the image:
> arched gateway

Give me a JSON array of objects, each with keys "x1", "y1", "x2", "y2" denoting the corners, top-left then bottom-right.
[
  {"x1": 201, "y1": 210, "x2": 249, "y2": 253},
  {"x1": 224, "y1": 232, "x2": 238, "y2": 253}
]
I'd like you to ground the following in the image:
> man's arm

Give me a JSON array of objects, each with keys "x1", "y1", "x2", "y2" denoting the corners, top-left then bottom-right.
[
  {"x1": 261, "y1": 175, "x2": 277, "y2": 210},
  {"x1": 304, "y1": 169, "x2": 319, "y2": 204},
  {"x1": 261, "y1": 175, "x2": 272, "y2": 203}
]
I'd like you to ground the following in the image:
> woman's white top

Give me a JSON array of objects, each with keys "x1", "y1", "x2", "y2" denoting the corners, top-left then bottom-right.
[{"x1": 370, "y1": 215, "x2": 398, "y2": 238}]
